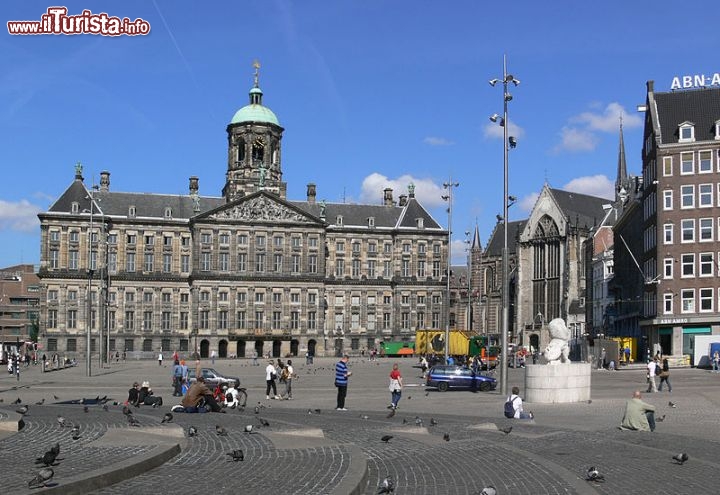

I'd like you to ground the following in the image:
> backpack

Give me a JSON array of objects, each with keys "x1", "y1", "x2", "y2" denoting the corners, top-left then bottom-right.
[
  {"x1": 504, "y1": 397, "x2": 516, "y2": 418},
  {"x1": 280, "y1": 367, "x2": 290, "y2": 381},
  {"x1": 655, "y1": 363, "x2": 662, "y2": 375}
]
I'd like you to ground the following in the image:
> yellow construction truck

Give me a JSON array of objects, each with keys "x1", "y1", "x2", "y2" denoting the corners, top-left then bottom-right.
[{"x1": 415, "y1": 330, "x2": 498, "y2": 366}]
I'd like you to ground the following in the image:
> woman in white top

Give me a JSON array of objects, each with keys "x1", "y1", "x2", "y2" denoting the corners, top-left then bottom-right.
[{"x1": 265, "y1": 361, "x2": 279, "y2": 400}]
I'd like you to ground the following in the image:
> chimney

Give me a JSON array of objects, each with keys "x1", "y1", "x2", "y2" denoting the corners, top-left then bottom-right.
[
  {"x1": 398, "y1": 194, "x2": 408, "y2": 206},
  {"x1": 383, "y1": 188, "x2": 394, "y2": 206},
  {"x1": 189, "y1": 176, "x2": 199, "y2": 196},
  {"x1": 307, "y1": 183, "x2": 316, "y2": 204},
  {"x1": 99, "y1": 171, "x2": 110, "y2": 192},
  {"x1": 647, "y1": 80, "x2": 654, "y2": 92}
]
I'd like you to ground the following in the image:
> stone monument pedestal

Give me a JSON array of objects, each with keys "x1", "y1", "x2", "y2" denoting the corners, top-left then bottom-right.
[{"x1": 525, "y1": 363, "x2": 591, "y2": 403}]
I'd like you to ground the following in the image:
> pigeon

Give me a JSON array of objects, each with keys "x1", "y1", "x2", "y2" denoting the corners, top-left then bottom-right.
[
  {"x1": 128, "y1": 415, "x2": 140, "y2": 427},
  {"x1": 57, "y1": 415, "x2": 68, "y2": 428},
  {"x1": 53, "y1": 395, "x2": 60, "y2": 400},
  {"x1": 216, "y1": 425, "x2": 228, "y2": 436},
  {"x1": 407, "y1": 396, "x2": 412, "y2": 400},
  {"x1": 188, "y1": 426, "x2": 198, "y2": 437},
  {"x1": 587, "y1": 399, "x2": 593, "y2": 404},
  {"x1": 35, "y1": 450, "x2": 58, "y2": 467},
  {"x1": 381, "y1": 435, "x2": 393, "y2": 443},
  {"x1": 414, "y1": 416, "x2": 423, "y2": 427},
  {"x1": 443, "y1": 432, "x2": 450, "y2": 442},
  {"x1": 656, "y1": 414, "x2": 666, "y2": 422},
  {"x1": 668, "y1": 401, "x2": 676, "y2": 408},
  {"x1": 49, "y1": 442, "x2": 60, "y2": 457},
  {"x1": 585, "y1": 466, "x2": 605, "y2": 482},
  {"x1": 226, "y1": 449, "x2": 244, "y2": 462},
  {"x1": 498, "y1": 425, "x2": 513, "y2": 435},
  {"x1": 378, "y1": 476, "x2": 395, "y2": 493},
  {"x1": 83, "y1": 405, "x2": 89, "y2": 413},
  {"x1": 254, "y1": 405, "x2": 261, "y2": 414},
  {"x1": 672, "y1": 453, "x2": 689, "y2": 465},
  {"x1": 161, "y1": 413, "x2": 173, "y2": 424},
  {"x1": 71, "y1": 425, "x2": 81, "y2": 440},
  {"x1": 13, "y1": 397, "x2": 22, "y2": 404},
  {"x1": 102, "y1": 404, "x2": 109, "y2": 412},
  {"x1": 256, "y1": 417, "x2": 270, "y2": 427},
  {"x1": 244, "y1": 424, "x2": 254, "y2": 433},
  {"x1": 16, "y1": 405, "x2": 29, "y2": 415},
  {"x1": 480, "y1": 486, "x2": 497, "y2": 495},
  {"x1": 425, "y1": 392, "x2": 430, "y2": 397},
  {"x1": 360, "y1": 414, "x2": 369, "y2": 420},
  {"x1": 28, "y1": 467, "x2": 54, "y2": 488},
  {"x1": 402, "y1": 418, "x2": 408, "y2": 425},
  {"x1": 429, "y1": 418, "x2": 438, "y2": 426},
  {"x1": 313, "y1": 408, "x2": 321, "y2": 414},
  {"x1": 35, "y1": 398, "x2": 45, "y2": 405}
]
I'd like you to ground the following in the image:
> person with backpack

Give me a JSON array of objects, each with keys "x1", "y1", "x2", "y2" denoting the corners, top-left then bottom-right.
[{"x1": 504, "y1": 386, "x2": 533, "y2": 419}]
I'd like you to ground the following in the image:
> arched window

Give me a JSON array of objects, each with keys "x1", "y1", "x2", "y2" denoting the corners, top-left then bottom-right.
[{"x1": 532, "y1": 215, "x2": 561, "y2": 321}]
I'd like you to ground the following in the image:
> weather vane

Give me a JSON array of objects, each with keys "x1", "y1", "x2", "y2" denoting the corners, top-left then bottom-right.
[{"x1": 253, "y1": 59, "x2": 261, "y2": 87}]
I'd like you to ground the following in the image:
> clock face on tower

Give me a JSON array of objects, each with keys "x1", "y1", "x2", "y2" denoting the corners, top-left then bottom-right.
[{"x1": 254, "y1": 136, "x2": 265, "y2": 147}]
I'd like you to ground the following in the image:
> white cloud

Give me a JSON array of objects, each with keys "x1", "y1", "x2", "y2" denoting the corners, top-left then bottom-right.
[
  {"x1": 571, "y1": 102, "x2": 642, "y2": 132},
  {"x1": 518, "y1": 192, "x2": 539, "y2": 213},
  {"x1": 423, "y1": 136, "x2": 455, "y2": 146},
  {"x1": 0, "y1": 199, "x2": 42, "y2": 232},
  {"x1": 451, "y1": 239, "x2": 470, "y2": 265},
  {"x1": 483, "y1": 119, "x2": 525, "y2": 140},
  {"x1": 359, "y1": 173, "x2": 445, "y2": 207},
  {"x1": 552, "y1": 126, "x2": 598, "y2": 153},
  {"x1": 563, "y1": 175, "x2": 614, "y2": 199},
  {"x1": 552, "y1": 102, "x2": 642, "y2": 153}
]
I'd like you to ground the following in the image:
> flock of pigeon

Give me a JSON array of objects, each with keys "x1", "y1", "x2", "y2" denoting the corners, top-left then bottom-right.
[{"x1": 2, "y1": 383, "x2": 692, "y2": 493}]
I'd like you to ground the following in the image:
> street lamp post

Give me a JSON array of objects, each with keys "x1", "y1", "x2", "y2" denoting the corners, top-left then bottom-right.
[
  {"x1": 442, "y1": 179, "x2": 459, "y2": 363},
  {"x1": 490, "y1": 55, "x2": 520, "y2": 395},
  {"x1": 465, "y1": 231, "x2": 472, "y2": 333},
  {"x1": 85, "y1": 187, "x2": 96, "y2": 377}
]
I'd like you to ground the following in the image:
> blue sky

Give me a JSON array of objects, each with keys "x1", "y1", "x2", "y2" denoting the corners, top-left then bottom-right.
[{"x1": 1, "y1": 1, "x2": 717, "y2": 267}]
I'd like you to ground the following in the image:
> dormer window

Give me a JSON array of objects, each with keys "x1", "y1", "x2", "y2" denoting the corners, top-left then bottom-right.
[
  {"x1": 678, "y1": 121, "x2": 695, "y2": 142},
  {"x1": 715, "y1": 120, "x2": 720, "y2": 140},
  {"x1": 164, "y1": 207, "x2": 172, "y2": 219},
  {"x1": 71, "y1": 202, "x2": 79, "y2": 214},
  {"x1": 368, "y1": 217, "x2": 375, "y2": 228},
  {"x1": 336, "y1": 215, "x2": 343, "y2": 226},
  {"x1": 416, "y1": 218, "x2": 424, "y2": 229},
  {"x1": 128, "y1": 205, "x2": 136, "y2": 218}
]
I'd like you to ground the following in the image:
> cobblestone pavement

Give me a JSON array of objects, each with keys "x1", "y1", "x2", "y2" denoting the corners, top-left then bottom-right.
[{"x1": 1, "y1": 358, "x2": 719, "y2": 494}]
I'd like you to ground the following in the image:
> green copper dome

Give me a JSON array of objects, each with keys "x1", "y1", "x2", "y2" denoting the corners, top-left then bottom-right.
[{"x1": 230, "y1": 87, "x2": 280, "y2": 126}]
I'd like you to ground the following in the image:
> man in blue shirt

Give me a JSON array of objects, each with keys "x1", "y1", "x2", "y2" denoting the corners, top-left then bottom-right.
[{"x1": 335, "y1": 354, "x2": 352, "y2": 410}]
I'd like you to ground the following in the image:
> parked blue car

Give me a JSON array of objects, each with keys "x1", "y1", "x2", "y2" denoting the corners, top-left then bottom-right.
[{"x1": 425, "y1": 365, "x2": 497, "y2": 392}]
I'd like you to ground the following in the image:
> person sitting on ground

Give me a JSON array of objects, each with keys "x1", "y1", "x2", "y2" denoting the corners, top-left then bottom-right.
[
  {"x1": 224, "y1": 380, "x2": 240, "y2": 409},
  {"x1": 505, "y1": 386, "x2": 534, "y2": 419},
  {"x1": 620, "y1": 390, "x2": 656, "y2": 432},
  {"x1": 127, "y1": 382, "x2": 141, "y2": 406},
  {"x1": 180, "y1": 376, "x2": 223, "y2": 413},
  {"x1": 138, "y1": 381, "x2": 163, "y2": 407}
]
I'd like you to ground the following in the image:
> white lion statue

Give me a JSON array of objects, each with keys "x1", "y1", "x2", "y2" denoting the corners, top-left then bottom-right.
[{"x1": 543, "y1": 318, "x2": 571, "y2": 364}]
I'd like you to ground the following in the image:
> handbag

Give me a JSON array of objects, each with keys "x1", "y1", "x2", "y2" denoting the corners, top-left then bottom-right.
[{"x1": 270, "y1": 372, "x2": 277, "y2": 381}]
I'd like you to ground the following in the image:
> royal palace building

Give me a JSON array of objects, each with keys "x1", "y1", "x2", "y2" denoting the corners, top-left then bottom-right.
[{"x1": 37, "y1": 70, "x2": 448, "y2": 360}]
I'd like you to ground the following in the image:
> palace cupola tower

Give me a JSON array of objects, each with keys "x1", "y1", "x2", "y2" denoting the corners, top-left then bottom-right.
[{"x1": 223, "y1": 60, "x2": 286, "y2": 201}]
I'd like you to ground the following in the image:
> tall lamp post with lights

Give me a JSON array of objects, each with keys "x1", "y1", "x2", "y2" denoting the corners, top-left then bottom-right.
[
  {"x1": 442, "y1": 179, "x2": 459, "y2": 363},
  {"x1": 464, "y1": 231, "x2": 472, "y2": 333},
  {"x1": 489, "y1": 55, "x2": 520, "y2": 395}
]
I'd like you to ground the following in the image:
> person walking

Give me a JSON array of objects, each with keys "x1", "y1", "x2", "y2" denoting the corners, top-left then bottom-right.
[
  {"x1": 211, "y1": 350, "x2": 216, "y2": 365},
  {"x1": 657, "y1": 358, "x2": 672, "y2": 392},
  {"x1": 620, "y1": 390, "x2": 656, "y2": 432},
  {"x1": 280, "y1": 359, "x2": 294, "y2": 400},
  {"x1": 265, "y1": 360, "x2": 279, "y2": 400},
  {"x1": 158, "y1": 351, "x2": 163, "y2": 366},
  {"x1": 335, "y1": 354, "x2": 352, "y2": 411},
  {"x1": 646, "y1": 358, "x2": 658, "y2": 393},
  {"x1": 387, "y1": 363, "x2": 403, "y2": 410},
  {"x1": 713, "y1": 350, "x2": 720, "y2": 373},
  {"x1": 172, "y1": 360, "x2": 184, "y2": 397},
  {"x1": 598, "y1": 348, "x2": 606, "y2": 370}
]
